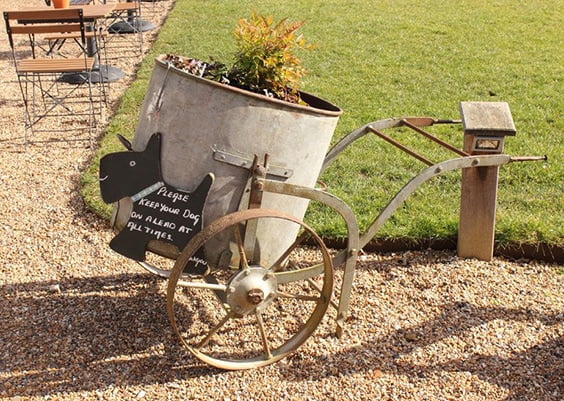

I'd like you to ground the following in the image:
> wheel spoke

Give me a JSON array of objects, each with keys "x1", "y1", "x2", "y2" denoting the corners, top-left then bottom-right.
[
  {"x1": 276, "y1": 291, "x2": 320, "y2": 302},
  {"x1": 175, "y1": 279, "x2": 227, "y2": 291},
  {"x1": 196, "y1": 310, "x2": 236, "y2": 351},
  {"x1": 255, "y1": 310, "x2": 273, "y2": 359},
  {"x1": 285, "y1": 260, "x2": 326, "y2": 295},
  {"x1": 270, "y1": 231, "x2": 311, "y2": 272},
  {"x1": 274, "y1": 263, "x2": 325, "y2": 284},
  {"x1": 204, "y1": 274, "x2": 228, "y2": 306},
  {"x1": 232, "y1": 224, "x2": 249, "y2": 269}
]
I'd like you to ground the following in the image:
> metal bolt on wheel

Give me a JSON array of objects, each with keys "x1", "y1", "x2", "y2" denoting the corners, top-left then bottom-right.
[{"x1": 166, "y1": 209, "x2": 334, "y2": 370}]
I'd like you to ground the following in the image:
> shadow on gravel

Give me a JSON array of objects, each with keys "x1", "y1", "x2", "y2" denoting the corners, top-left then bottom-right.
[
  {"x1": 2, "y1": 272, "x2": 561, "y2": 400},
  {"x1": 0, "y1": 273, "x2": 221, "y2": 398},
  {"x1": 283, "y1": 301, "x2": 562, "y2": 401}
]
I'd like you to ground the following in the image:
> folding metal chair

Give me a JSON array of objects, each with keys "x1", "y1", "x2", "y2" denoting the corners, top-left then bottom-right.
[
  {"x1": 99, "y1": 0, "x2": 154, "y2": 55},
  {"x1": 42, "y1": 3, "x2": 110, "y2": 99},
  {"x1": 42, "y1": 1, "x2": 108, "y2": 70},
  {"x1": 44, "y1": 27, "x2": 109, "y2": 66},
  {"x1": 4, "y1": 8, "x2": 103, "y2": 145},
  {"x1": 139, "y1": 0, "x2": 169, "y2": 20}
]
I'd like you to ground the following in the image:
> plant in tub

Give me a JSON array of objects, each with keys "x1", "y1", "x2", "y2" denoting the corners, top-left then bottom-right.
[{"x1": 163, "y1": 12, "x2": 314, "y2": 105}]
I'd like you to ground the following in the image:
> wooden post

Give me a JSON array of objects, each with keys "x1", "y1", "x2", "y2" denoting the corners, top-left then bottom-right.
[{"x1": 458, "y1": 102, "x2": 516, "y2": 260}]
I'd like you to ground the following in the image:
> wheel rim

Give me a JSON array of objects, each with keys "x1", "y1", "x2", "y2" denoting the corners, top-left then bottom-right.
[{"x1": 166, "y1": 209, "x2": 333, "y2": 370}]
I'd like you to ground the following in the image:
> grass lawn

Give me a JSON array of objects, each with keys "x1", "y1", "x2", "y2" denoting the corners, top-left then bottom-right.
[{"x1": 81, "y1": 0, "x2": 563, "y2": 248}]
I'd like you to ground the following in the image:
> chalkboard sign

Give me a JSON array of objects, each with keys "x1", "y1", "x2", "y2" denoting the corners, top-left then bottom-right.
[{"x1": 99, "y1": 133, "x2": 214, "y2": 275}]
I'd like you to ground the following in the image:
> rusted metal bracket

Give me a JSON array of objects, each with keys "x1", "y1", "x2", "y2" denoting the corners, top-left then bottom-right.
[
  {"x1": 322, "y1": 116, "x2": 462, "y2": 171},
  {"x1": 214, "y1": 149, "x2": 293, "y2": 179},
  {"x1": 400, "y1": 119, "x2": 469, "y2": 157},
  {"x1": 367, "y1": 126, "x2": 434, "y2": 166},
  {"x1": 248, "y1": 154, "x2": 268, "y2": 210}
]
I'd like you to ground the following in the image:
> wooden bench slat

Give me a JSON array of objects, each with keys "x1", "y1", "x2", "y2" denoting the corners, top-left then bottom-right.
[
  {"x1": 11, "y1": 23, "x2": 83, "y2": 35},
  {"x1": 5, "y1": 9, "x2": 84, "y2": 21},
  {"x1": 18, "y1": 57, "x2": 95, "y2": 73},
  {"x1": 43, "y1": 31, "x2": 107, "y2": 40}
]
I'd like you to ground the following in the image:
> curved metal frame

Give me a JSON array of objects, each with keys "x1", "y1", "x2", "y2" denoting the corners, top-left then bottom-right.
[
  {"x1": 124, "y1": 116, "x2": 545, "y2": 370},
  {"x1": 257, "y1": 154, "x2": 516, "y2": 338}
]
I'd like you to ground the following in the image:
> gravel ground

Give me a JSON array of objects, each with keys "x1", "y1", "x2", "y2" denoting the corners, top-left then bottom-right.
[{"x1": 0, "y1": 1, "x2": 562, "y2": 400}]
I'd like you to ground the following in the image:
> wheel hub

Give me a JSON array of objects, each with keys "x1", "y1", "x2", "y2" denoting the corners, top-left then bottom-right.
[{"x1": 226, "y1": 266, "x2": 277, "y2": 316}]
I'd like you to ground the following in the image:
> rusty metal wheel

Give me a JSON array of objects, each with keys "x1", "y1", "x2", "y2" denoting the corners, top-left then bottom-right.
[{"x1": 166, "y1": 208, "x2": 333, "y2": 370}]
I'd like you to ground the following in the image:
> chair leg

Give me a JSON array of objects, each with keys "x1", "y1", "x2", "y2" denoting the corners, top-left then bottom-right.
[
  {"x1": 96, "y1": 32, "x2": 111, "y2": 106},
  {"x1": 16, "y1": 71, "x2": 100, "y2": 145},
  {"x1": 16, "y1": 75, "x2": 33, "y2": 145},
  {"x1": 86, "y1": 77, "x2": 95, "y2": 146},
  {"x1": 105, "y1": 2, "x2": 152, "y2": 56}
]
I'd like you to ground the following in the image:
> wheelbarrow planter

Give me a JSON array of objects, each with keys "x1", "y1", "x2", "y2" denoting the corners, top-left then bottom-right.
[{"x1": 101, "y1": 55, "x2": 545, "y2": 370}]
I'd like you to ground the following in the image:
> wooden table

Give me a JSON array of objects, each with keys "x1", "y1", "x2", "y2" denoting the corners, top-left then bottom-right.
[
  {"x1": 25, "y1": 3, "x2": 124, "y2": 83},
  {"x1": 25, "y1": 3, "x2": 116, "y2": 21}
]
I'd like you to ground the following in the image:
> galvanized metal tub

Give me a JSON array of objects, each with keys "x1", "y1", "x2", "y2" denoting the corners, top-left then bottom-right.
[{"x1": 115, "y1": 54, "x2": 342, "y2": 266}]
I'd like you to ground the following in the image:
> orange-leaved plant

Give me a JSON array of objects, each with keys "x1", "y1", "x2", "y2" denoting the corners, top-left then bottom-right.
[
  {"x1": 228, "y1": 12, "x2": 313, "y2": 104},
  {"x1": 165, "y1": 13, "x2": 314, "y2": 104}
]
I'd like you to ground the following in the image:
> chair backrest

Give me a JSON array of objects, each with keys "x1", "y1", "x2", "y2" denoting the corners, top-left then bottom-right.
[{"x1": 4, "y1": 9, "x2": 88, "y2": 51}]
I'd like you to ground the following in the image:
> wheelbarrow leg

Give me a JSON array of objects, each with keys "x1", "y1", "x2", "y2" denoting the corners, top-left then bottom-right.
[{"x1": 334, "y1": 248, "x2": 359, "y2": 338}]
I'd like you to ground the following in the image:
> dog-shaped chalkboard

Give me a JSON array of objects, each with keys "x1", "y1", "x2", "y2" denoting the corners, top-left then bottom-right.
[{"x1": 99, "y1": 132, "x2": 213, "y2": 274}]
